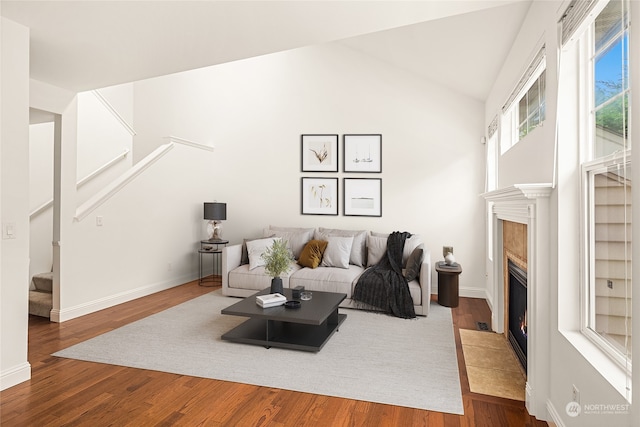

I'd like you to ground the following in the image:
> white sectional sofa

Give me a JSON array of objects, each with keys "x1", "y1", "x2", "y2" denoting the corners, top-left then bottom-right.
[{"x1": 222, "y1": 226, "x2": 432, "y2": 316}]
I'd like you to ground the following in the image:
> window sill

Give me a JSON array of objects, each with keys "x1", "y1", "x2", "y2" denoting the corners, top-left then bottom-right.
[{"x1": 561, "y1": 330, "x2": 632, "y2": 403}]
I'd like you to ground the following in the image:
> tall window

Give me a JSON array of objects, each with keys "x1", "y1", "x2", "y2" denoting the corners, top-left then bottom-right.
[
  {"x1": 501, "y1": 48, "x2": 546, "y2": 153},
  {"x1": 579, "y1": 0, "x2": 632, "y2": 372}
]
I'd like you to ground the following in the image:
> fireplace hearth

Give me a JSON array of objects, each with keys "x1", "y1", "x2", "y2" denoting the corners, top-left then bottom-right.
[{"x1": 508, "y1": 260, "x2": 527, "y2": 372}]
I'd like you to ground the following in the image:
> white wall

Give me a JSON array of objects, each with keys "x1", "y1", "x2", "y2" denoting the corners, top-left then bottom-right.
[
  {"x1": 133, "y1": 42, "x2": 487, "y2": 297},
  {"x1": 1, "y1": 17, "x2": 31, "y2": 390},
  {"x1": 28, "y1": 85, "x2": 134, "y2": 289},
  {"x1": 484, "y1": 1, "x2": 637, "y2": 425},
  {"x1": 56, "y1": 142, "x2": 215, "y2": 319}
]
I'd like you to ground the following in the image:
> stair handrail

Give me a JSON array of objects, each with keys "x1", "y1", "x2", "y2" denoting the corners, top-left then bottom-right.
[
  {"x1": 92, "y1": 90, "x2": 136, "y2": 136},
  {"x1": 74, "y1": 137, "x2": 214, "y2": 221},
  {"x1": 30, "y1": 148, "x2": 130, "y2": 219},
  {"x1": 74, "y1": 143, "x2": 175, "y2": 222},
  {"x1": 164, "y1": 135, "x2": 215, "y2": 152}
]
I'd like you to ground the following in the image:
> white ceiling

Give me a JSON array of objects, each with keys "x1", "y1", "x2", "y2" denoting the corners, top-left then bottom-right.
[{"x1": 1, "y1": 0, "x2": 531, "y2": 101}]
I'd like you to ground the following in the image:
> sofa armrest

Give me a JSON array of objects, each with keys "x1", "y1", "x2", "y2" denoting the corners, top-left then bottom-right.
[
  {"x1": 222, "y1": 244, "x2": 242, "y2": 295},
  {"x1": 418, "y1": 249, "x2": 432, "y2": 316}
]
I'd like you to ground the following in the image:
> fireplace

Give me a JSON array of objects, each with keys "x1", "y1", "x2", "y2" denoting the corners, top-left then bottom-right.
[
  {"x1": 483, "y1": 184, "x2": 552, "y2": 417},
  {"x1": 508, "y1": 259, "x2": 527, "y2": 372}
]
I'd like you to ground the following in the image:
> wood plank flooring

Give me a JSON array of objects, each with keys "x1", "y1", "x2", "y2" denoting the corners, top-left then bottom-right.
[{"x1": 0, "y1": 279, "x2": 548, "y2": 426}]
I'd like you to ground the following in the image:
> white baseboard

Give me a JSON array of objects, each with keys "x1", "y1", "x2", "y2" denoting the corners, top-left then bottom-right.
[
  {"x1": 51, "y1": 273, "x2": 197, "y2": 323},
  {"x1": 459, "y1": 286, "x2": 488, "y2": 299},
  {"x1": 430, "y1": 287, "x2": 489, "y2": 300},
  {"x1": 546, "y1": 398, "x2": 564, "y2": 427},
  {"x1": 0, "y1": 362, "x2": 31, "y2": 391}
]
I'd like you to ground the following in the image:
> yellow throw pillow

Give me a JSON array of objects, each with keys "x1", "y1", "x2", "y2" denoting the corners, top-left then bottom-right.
[{"x1": 298, "y1": 240, "x2": 329, "y2": 268}]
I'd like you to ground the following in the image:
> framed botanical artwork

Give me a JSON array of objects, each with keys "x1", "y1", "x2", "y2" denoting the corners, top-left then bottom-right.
[
  {"x1": 301, "y1": 134, "x2": 339, "y2": 172},
  {"x1": 301, "y1": 177, "x2": 339, "y2": 215},
  {"x1": 343, "y1": 134, "x2": 382, "y2": 173},
  {"x1": 343, "y1": 178, "x2": 382, "y2": 217}
]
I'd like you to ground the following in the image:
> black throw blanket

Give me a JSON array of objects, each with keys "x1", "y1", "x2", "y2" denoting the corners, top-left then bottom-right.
[{"x1": 352, "y1": 231, "x2": 416, "y2": 319}]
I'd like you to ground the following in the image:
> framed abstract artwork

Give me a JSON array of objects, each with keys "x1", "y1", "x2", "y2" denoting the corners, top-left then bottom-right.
[
  {"x1": 301, "y1": 177, "x2": 339, "y2": 215},
  {"x1": 301, "y1": 134, "x2": 339, "y2": 172},
  {"x1": 343, "y1": 134, "x2": 381, "y2": 173},
  {"x1": 343, "y1": 178, "x2": 382, "y2": 217}
]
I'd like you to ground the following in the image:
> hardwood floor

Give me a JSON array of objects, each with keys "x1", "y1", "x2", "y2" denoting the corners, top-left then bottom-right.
[{"x1": 1, "y1": 280, "x2": 548, "y2": 426}]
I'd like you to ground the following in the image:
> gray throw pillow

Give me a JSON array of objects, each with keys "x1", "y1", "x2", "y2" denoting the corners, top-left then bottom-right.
[
  {"x1": 404, "y1": 246, "x2": 424, "y2": 282},
  {"x1": 367, "y1": 235, "x2": 388, "y2": 267}
]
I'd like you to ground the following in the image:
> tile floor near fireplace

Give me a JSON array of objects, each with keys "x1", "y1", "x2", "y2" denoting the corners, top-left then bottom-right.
[{"x1": 460, "y1": 329, "x2": 526, "y2": 401}]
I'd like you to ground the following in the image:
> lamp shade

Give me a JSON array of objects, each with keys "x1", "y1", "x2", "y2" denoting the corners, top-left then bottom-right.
[{"x1": 204, "y1": 202, "x2": 226, "y2": 220}]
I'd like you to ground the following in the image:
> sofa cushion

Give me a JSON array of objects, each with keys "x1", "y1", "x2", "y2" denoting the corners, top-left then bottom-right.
[
  {"x1": 266, "y1": 226, "x2": 314, "y2": 259},
  {"x1": 407, "y1": 278, "x2": 422, "y2": 306},
  {"x1": 320, "y1": 236, "x2": 354, "y2": 269},
  {"x1": 403, "y1": 246, "x2": 424, "y2": 282},
  {"x1": 367, "y1": 234, "x2": 388, "y2": 267},
  {"x1": 298, "y1": 239, "x2": 328, "y2": 268},
  {"x1": 246, "y1": 237, "x2": 280, "y2": 270},
  {"x1": 290, "y1": 265, "x2": 364, "y2": 298},
  {"x1": 316, "y1": 228, "x2": 368, "y2": 267},
  {"x1": 229, "y1": 262, "x2": 301, "y2": 291}
]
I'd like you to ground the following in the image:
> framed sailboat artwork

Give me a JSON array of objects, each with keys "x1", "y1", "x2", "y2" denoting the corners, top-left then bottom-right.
[{"x1": 343, "y1": 134, "x2": 381, "y2": 173}]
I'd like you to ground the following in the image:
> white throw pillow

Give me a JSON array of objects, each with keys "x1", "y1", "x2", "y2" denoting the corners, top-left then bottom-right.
[
  {"x1": 320, "y1": 236, "x2": 354, "y2": 269},
  {"x1": 316, "y1": 228, "x2": 368, "y2": 267},
  {"x1": 246, "y1": 237, "x2": 280, "y2": 270}
]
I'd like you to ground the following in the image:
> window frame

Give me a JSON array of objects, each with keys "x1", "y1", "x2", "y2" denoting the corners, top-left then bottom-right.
[
  {"x1": 577, "y1": 0, "x2": 632, "y2": 373},
  {"x1": 501, "y1": 57, "x2": 547, "y2": 154},
  {"x1": 581, "y1": 154, "x2": 632, "y2": 373}
]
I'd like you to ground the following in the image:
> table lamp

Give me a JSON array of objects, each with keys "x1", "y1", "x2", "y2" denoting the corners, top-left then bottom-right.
[{"x1": 204, "y1": 202, "x2": 226, "y2": 240}]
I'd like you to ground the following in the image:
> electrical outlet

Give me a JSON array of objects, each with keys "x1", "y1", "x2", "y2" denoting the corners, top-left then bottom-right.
[
  {"x1": 572, "y1": 384, "x2": 580, "y2": 403},
  {"x1": 607, "y1": 280, "x2": 613, "y2": 289},
  {"x1": 443, "y1": 246, "x2": 453, "y2": 257}
]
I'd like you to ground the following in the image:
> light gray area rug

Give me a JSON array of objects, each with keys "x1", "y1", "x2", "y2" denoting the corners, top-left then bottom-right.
[{"x1": 54, "y1": 290, "x2": 463, "y2": 415}]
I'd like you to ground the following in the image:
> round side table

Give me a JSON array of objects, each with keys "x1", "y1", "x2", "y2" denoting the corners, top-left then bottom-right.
[
  {"x1": 435, "y1": 261, "x2": 462, "y2": 308},
  {"x1": 199, "y1": 239, "x2": 229, "y2": 286}
]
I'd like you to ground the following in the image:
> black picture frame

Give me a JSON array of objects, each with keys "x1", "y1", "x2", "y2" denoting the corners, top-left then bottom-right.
[
  {"x1": 343, "y1": 134, "x2": 382, "y2": 173},
  {"x1": 301, "y1": 177, "x2": 339, "y2": 215},
  {"x1": 343, "y1": 178, "x2": 382, "y2": 217},
  {"x1": 301, "y1": 134, "x2": 339, "y2": 172}
]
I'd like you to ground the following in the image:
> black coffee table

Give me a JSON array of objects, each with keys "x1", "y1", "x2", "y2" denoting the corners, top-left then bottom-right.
[{"x1": 221, "y1": 288, "x2": 347, "y2": 352}]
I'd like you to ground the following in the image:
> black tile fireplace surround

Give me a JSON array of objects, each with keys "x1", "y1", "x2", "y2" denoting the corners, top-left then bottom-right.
[{"x1": 508, "y1": 259, "x2": 527, "y2": 372}]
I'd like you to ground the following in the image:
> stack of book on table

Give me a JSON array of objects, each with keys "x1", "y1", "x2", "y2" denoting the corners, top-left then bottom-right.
[{"x1": 256, "y1": 293, "x2": 287, "y2": 308}]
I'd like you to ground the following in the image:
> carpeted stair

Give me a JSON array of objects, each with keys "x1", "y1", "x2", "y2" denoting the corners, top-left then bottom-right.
[{"x1": 29, "y1": 272, "x2": 53, "y2": 318}]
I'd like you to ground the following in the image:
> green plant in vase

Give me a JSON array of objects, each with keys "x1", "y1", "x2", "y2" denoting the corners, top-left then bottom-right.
[{"x1": 261, "y1": 239, "x2": 294, "y2": 294}]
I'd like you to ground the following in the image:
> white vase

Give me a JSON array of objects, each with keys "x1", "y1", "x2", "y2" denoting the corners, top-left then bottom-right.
[{"x1": 445, "y1": 252, "x2": 456, "y2": 266}]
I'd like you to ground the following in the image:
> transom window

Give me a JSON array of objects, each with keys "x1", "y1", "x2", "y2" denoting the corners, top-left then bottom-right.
[
  {"x1": 501, "y1": 49, "x2": 546, "y2": 153},
  {"x1": 518, "y1": 70, "x2": 546, "y2": 140}
]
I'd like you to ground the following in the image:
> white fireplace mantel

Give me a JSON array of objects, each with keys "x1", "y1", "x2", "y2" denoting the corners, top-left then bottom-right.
[{"x1": 482, "y1": 183, "x2": 553, "y2": 419}]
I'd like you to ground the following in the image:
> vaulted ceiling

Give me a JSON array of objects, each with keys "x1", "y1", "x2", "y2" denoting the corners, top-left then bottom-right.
[{"x1": 1, "y1": 0, "x2": 531, "y2": 101}]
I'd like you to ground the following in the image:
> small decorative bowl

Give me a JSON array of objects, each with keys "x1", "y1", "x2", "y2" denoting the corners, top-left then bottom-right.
[
  {"x1": 285, "y1": 300, "x2": 301, "y2": 309},
  {"x1": 300, "y1": 291, "x2": 312, "y2": 301}
]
